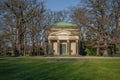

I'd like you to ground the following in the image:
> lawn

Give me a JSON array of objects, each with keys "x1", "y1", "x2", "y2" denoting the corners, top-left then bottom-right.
[{"x1": 0, "y1": 57, "x2": 120, "y2": 80}]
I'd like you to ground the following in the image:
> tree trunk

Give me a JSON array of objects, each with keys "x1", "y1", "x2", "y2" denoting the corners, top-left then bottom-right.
[
  {"x1": 103, "y1": 40, "x2": 108, "y2": 56},
  {"x1": 32, "y1": 35, "x2": 35, "y2": 56},
  {"x1": 96, "y1": 40, "x2": 100, "y2": 56},
  {"x1": 17, "y1": 26, "x2": 23, "y2": 56}
]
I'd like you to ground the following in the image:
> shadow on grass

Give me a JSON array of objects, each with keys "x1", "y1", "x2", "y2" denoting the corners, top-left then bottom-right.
[{"x1": 0, "y1": 58, "x2": 120, "y2": 80}]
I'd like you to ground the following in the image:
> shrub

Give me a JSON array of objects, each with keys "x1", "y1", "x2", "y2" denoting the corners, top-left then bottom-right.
[{"x1": 85, "y1": 48, "x2": 96, "y2": 56}]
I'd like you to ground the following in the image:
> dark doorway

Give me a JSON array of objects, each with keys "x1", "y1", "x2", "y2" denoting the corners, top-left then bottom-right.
[{"x1": 60, "y1": 44, "x2": 66, "y2": 55}]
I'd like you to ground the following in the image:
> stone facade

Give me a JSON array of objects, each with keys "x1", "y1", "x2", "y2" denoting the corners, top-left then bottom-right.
[{"x1": 45, "y1": 22, "x2": 81, "y2": 55}]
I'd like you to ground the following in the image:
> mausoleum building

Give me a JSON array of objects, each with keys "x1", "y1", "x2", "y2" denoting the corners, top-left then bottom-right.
[{"x1": 45, "y1": 22, "x2": 81, "y2": 55}]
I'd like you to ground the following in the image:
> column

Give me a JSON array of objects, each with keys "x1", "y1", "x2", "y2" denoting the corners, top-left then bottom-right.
[
  {"x1": 48, "y1": 40, "x2": 52, "y2": 55},
  {"x1": 67, "y1": 40, "x2": 70, "y2": 55},
  {"x1": 57, "y1": 40, "x2": 60, "y2": 55},
  {"x1": 76, "y1": 40, "x2": 79, "y2": 55}
]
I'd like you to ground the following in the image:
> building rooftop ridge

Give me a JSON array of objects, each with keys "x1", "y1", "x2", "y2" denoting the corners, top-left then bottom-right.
[{"x1": 50, "y1": 21, "x2": 78, "y2": 27}]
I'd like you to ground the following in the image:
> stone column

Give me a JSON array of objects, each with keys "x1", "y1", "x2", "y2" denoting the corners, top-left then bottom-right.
[
  {"x1": 48, "y1": 40, "x2": 52, "y2": 55},
  {"x1": 57, "y1": 40, "x2": 60, "y2": 55},
  {"x1": 76, "y1": 40, "x2": 79, "y2": 55},
  {"x1": 67, "y1": 40, "x2": 70, "y2": 55}
]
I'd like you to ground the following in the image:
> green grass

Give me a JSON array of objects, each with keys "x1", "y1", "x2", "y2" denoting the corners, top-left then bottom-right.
[{"x1": 0, "y1": 57, "x2": 120, "y2": 80}]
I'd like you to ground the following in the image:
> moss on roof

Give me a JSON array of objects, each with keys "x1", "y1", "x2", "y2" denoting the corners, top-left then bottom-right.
[{"x1": 50, "y1": 22, "x2": 78, "y2": 27}]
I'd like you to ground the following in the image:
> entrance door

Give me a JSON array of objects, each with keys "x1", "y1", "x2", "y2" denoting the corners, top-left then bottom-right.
[{"x1": 60, "y1": 44, "x2": 66, "y2": 55}]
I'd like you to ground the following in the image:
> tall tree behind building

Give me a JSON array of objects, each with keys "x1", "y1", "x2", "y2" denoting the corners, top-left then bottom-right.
[{"x1": 71, "y1": 0, "x2": 113, "y2": 55}]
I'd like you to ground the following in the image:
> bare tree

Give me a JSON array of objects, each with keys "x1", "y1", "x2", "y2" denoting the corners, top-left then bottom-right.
[
  {"x1": 0, "y1": 0, "x2": 46, "y2": 56},
  {"x1": 71, "y1": 0, "x2": 112, "y2": 56}
]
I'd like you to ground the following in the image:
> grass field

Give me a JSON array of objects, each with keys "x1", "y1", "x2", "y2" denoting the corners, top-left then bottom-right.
[{"x1": 0, "y1": 57, "x2": 120, "y2": 80}]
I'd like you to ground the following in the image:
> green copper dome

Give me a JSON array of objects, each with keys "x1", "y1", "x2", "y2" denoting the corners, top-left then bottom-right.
[{"x1": 50, "y1": 22, "x2": 78, "y2": 27}]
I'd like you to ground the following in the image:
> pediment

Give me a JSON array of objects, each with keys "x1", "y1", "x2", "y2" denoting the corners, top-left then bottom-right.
[{"x1": 50, "y1": 30, "x2": 71, "y2": 36}]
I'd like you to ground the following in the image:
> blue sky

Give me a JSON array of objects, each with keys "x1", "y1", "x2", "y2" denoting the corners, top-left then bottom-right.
[{"x1": 40, "y1": 0, "x2": 80, "y2": 11}]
